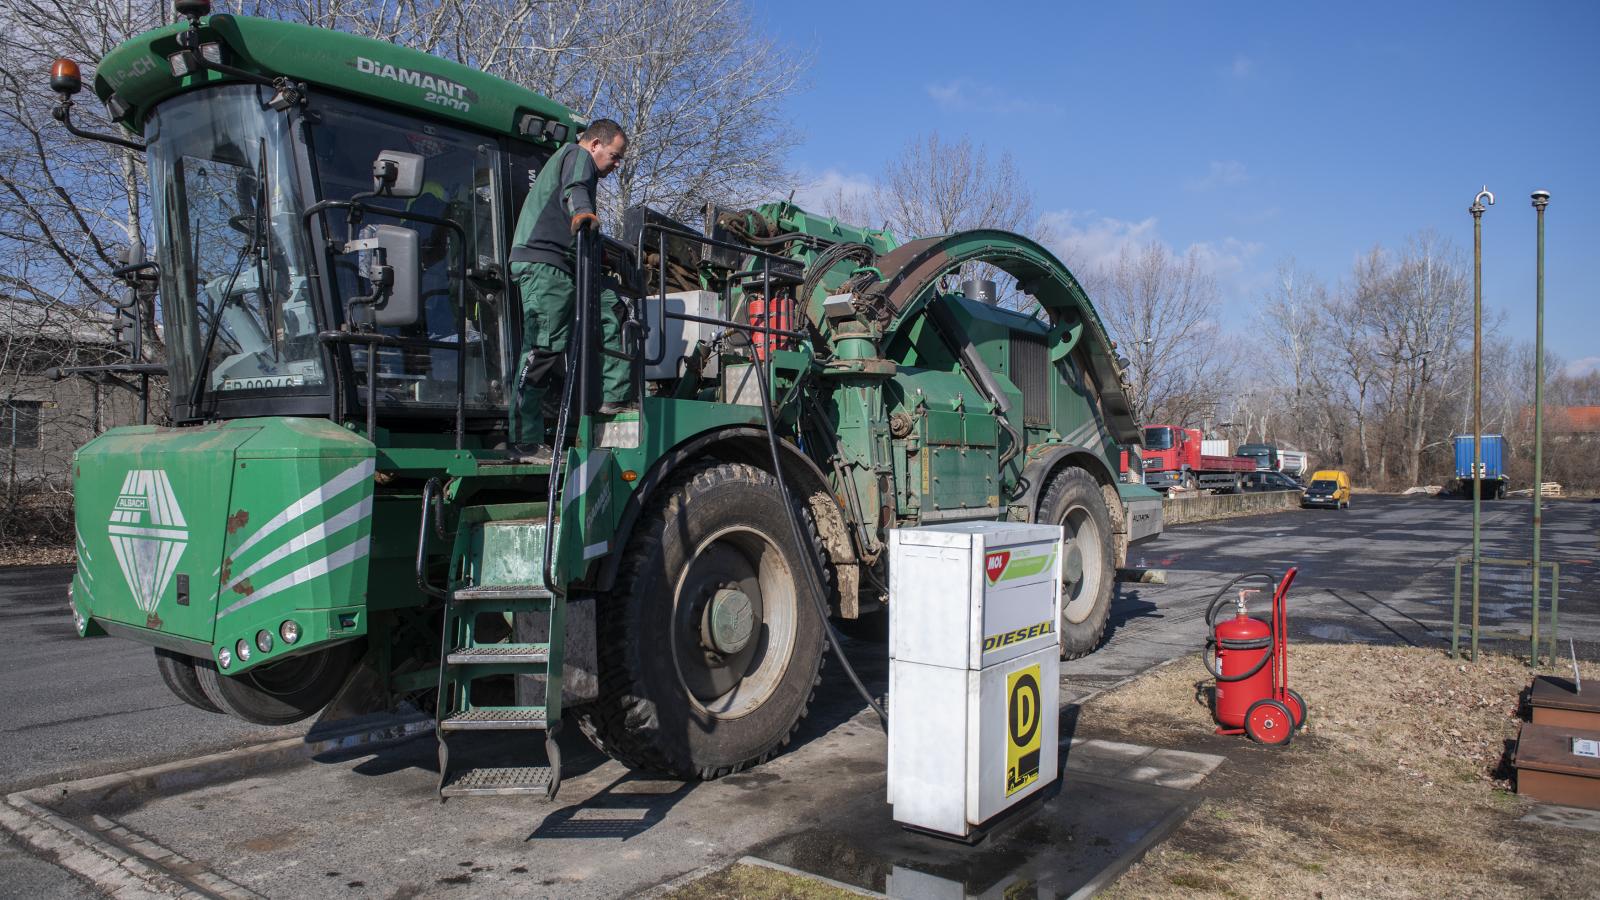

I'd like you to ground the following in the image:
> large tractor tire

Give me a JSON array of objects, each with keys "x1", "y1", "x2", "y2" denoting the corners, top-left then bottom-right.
[
  {"x1": 574, "y1": 461, "x2": 830, "y2": 779},
  {"x1": 195, "y1": 641, "x2": 360, "y2": 726},
  {"x1": 1035, "y1": 467, "x2": 1116, "y2": 660},
  {"x1": 154, "y1": 648, "x2": 222, "y2": 714}
]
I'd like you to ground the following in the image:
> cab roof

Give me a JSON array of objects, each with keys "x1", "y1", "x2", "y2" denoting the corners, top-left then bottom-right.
[{"x1": 92, "y1": 15, "x2": 581, "y2": 144}]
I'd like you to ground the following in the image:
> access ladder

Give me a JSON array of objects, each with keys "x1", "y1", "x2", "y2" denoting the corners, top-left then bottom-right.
[{"x1": 433, "y1": 511, "x2": 566, "y2": 800}]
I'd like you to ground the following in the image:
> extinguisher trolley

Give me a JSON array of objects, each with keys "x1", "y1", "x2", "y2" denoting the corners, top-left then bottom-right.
[{"x1": 1205, "y1": 568, "x2": 1308, "y2": 746}]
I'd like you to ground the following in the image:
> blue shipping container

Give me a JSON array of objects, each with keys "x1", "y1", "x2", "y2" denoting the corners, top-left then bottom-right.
[{"x1": 1454, "y1": 434, "x2": 1506, "y2": 480}]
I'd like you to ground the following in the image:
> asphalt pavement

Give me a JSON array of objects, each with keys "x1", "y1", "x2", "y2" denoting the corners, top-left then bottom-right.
[{"x1": 1, "y1": 493, "x2": 1595, "y2": 897}]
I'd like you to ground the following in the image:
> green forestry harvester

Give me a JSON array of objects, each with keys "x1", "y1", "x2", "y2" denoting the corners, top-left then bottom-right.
[{"x1": 50, "y1": 6, "x2": 1161, "y2": 797}]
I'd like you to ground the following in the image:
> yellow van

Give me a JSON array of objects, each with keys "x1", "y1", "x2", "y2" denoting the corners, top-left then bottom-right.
[{"x1": 1302, "y1": 470, "x2": 1352, "y2": 509}]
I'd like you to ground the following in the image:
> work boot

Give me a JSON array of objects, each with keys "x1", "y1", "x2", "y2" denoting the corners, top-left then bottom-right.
[
  {"x1": 507, "y1": 443, "x2": 554, "y2": 464},
  {"x1": 598, "y1": 401, "x2": 638, "y2": 416}
]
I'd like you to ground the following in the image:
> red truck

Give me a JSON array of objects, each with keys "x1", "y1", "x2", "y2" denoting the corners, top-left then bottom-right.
[{"x1": 1133, "y1": 425, "x2": 1256, "y2": 492}]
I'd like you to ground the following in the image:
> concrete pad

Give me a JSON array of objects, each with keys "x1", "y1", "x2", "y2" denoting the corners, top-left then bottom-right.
[
  {"x1": 1122, "y1": 748, "x2": 1226, "y2": 790},
  {"x1": 1522, "y1": 803, "x2": 1600, "y2": 833},
  {"x1": 1062, "y1": 739, "x2": 1154, "y2": 777}
]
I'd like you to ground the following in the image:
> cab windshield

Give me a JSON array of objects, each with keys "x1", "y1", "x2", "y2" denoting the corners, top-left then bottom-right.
[
  {"x1": 1143, "y1": 427, "x2": 1174, "y2": 451},
  {"x1": 147, "y1": 84, "x2": 321, "y2": 408}
]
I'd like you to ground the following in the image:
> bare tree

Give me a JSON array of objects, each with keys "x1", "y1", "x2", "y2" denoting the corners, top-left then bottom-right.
[
  {"x1": 818, "y1": 131, "x2": 1052, "y2": 312},
  {"x1": 1087, "y1": 243, "x2": 1231, "y2": 427}
]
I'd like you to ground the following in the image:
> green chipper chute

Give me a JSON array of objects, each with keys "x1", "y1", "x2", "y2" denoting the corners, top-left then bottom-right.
[{"x1": 51, "y1": 5, "x2": 1161, "y2": 799}]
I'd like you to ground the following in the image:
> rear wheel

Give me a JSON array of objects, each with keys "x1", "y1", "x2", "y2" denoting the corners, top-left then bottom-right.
[
  {"x1": 195, "y1": 642, "x2": 360, "y2": 726},
  {"x1": 575, "y1": 461, "x2": 829, "y2": 779},
  {"x1": 1035, "y1": 467, "x2": 1115, "y2": 660},
  {"x1": 154, "y1": 648, "x2": 222, "y2": 714}
]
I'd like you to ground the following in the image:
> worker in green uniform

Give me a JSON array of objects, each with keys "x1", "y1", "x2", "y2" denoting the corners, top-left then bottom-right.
[{"x1": 508, "y1": 118, "x2": 630, "y2": 461}]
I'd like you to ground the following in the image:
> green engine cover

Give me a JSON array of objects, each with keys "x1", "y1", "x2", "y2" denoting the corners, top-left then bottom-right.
[{"x1": 71, "y1": 417, "x2": 376, "y2": 671}]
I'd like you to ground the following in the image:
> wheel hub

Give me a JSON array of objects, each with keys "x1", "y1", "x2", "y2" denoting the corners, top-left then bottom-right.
[
  {"x1": 706, "y1": 587, "x2": 755, "y2": 654},
  {"x1": 1063, "y1": 544, "x2": 1084, "y2": 584}
]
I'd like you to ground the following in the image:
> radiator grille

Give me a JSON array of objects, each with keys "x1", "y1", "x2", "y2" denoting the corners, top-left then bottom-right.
[{"x1": 1008, "y1": 332, "x2": 1051, "y2": 427}]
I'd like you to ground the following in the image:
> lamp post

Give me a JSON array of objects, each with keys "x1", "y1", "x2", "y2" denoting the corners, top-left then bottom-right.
[
  {"x1": 1531, "y1": 189, "x2": 1550, "y2": 664},
  {"x1": 1468, "y1": 187, "x2": 1493, "y2": 659}
]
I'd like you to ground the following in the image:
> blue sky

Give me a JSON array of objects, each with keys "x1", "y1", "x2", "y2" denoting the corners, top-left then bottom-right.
[{"x1": 758, "y1": 1, "x2": 1600, "y2": 375}]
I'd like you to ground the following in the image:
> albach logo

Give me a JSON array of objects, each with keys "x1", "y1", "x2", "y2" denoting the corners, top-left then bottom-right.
[{"x1": 108, "y1": 470, "x2": 187, "y2": 626}]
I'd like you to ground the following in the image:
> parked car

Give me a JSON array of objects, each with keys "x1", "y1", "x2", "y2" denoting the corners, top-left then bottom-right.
[
  {"x1": 1241, "y1": 471, "x2": 1305, "y2": 493},
  {"x1": 1302, "y1": 470, "x2": 1352, "y2": 509}
]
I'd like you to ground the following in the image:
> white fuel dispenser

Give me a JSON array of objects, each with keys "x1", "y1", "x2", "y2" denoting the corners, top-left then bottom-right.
[{"x1": 887, "y1": 522, "x2": 1063, "y2": 840}]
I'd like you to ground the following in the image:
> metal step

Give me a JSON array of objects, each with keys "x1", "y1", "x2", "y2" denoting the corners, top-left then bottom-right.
[
  {"x1": 451, "y1": 584, "x2": 552, "y2": 602},
  {"x1": 439, "y1": 766, "x2": 554, "y2": 797},
  {"x1": 446, "y1": 644, "x2": 550, "y2": 665},
  {"x1": 439, "y1": 707, "x2": 549, "y2": 731}
]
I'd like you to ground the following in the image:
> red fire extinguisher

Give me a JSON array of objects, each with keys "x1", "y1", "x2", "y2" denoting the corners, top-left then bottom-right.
[
  {"x1": 1205, "y1": 569, "x2": 1308, "y2": 746},
  {"x1": 747, "y1": 294, "x2": 795, "y2": 360}
]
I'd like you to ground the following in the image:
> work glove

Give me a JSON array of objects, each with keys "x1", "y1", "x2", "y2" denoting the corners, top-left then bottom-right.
[{"x1": 570, "y1": 212, "x2": 600, "y2": 234}]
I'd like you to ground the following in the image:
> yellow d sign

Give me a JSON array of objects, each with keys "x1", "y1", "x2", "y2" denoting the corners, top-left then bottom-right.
[{"x1": 1006, "y1": 664, "x2": 1042, "y2": 796}]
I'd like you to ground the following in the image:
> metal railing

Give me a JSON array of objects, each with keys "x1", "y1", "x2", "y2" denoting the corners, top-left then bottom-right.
[{"x1": 1450, "y1": 555, "x2": 1561, "y2": 664}]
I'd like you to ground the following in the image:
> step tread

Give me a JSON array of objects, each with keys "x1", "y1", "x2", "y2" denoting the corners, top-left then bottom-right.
[
  {"x1": 451, "y1": 584, "x2": 553, "y2": 602},
  {"x1": 440, "y1": 766, "x2": 553, "y2": 796},
  {"x1": 440, "y1": 707, "x2": 549, "y2": 731},
  {"x1": 447, "y1": 644, "x2": 550, "y2": 665}
]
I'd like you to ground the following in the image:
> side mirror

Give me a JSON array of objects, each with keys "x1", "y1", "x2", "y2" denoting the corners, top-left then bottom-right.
[
  {"x1": 371, "y1": 150, "x2": 424, "y2": 199},
  {"x1": 354, "y1": 224, "x2": 421, "y2": 326}
]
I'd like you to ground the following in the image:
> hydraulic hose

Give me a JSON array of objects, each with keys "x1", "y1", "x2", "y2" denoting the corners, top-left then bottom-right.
[{"x1": 747, "y1": 350, "x2": 888, "y2": 730}]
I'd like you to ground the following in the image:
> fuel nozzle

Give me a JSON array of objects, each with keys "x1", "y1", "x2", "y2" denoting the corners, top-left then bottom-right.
[{"x1": 1236, "y1": 588, "x2": 1260, "y2": 617}]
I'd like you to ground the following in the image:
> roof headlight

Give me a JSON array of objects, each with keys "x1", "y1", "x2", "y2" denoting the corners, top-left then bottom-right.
[
  {"x1": 218, "y1": 647, "x2": 232, "y2": 669},
  {"x1": 280, "y1": 620, "x2": 301, "y2": 645},
  {"x1": 236, "y1": 638, "x2": 252, "y2": 663},
  {"x1": 255, "y1": 630, "x2": 273, "y2": 654}
]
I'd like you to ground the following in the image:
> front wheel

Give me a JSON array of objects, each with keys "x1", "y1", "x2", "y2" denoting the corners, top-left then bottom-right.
[
  {"x1": 154, "y1": 648, "x2": 222, "y2": 714},
  {"x1": 195, "y1": 641, "x2": 360, "y2": 726},
  {"x1": 575, "y1": 461, "x2": 828, "y2": 779},
  {"x1": 1035, "y1": 467, "x2": 1115, "y2": 660}
]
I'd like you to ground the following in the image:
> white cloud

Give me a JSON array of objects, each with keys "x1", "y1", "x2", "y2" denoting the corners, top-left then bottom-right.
[
  {"x1": 1565, "y1": 356, "x2": 1600, "y2": 378},
  {"x1": 1231, "y1": 55, "x2": 1254, "y2": 78},
  {"x1": 788, "y1": 167, "x2": 876, "y2": 219},
  {"x1": 1188, "y1": 237, "x2": 1264, "y2": 279},
  {"x1": 1037, "y1": 209, "x2": 1160, "y2": 274},
  {"x1": 1039, "y1": 209, "x2": 1261, "y2": 285},
  {"x1": 925, "y1": 79, "x2": 1062, "y2": 118},
  {"x1": 1185, "y1": 160, "x2": 1249, "y2": 192}
]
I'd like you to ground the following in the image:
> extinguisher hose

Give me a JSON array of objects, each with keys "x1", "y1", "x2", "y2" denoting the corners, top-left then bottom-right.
[{"x1": 1204, "y1": 572, "x2": 1278, "y2": 683}]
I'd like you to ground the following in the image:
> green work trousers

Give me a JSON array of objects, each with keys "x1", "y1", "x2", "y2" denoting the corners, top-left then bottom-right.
[{"x1": 513, "y1": 261, "x2": 630, "y2": 444}]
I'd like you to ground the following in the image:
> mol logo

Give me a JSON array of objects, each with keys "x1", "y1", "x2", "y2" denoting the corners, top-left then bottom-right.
[
  {"x1": 108, "y1": 470, "x2": 187, "y2": 620},
  {"x1": 985, "y1": 551, "x2": 1011, "y2": 584}
]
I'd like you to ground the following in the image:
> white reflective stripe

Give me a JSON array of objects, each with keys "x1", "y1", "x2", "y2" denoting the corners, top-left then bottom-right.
[
  {"x1": 561, "y1": 451, "x2": 610, "y2": 513},
  {"x1": 108, "y1": 525, "x2": 188, "y2": 541},
  {"x1": 583, "y1": 540, "x2": 608, "y2": 560},
  {"x1": 211, "y1": 495, "x2": 374, "y2": 603},
  {"x1": 216, "y1": 535, "x2": 371, "y2": 620},
  {"x1": 217, "y1": 458, "x2": 375, "y2": 575},
  {"x1": 1063, "y1": 421, "x2": 1096, "y2": 447}
]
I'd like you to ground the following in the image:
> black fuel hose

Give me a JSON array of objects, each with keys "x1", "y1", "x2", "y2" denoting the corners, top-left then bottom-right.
[{"x1": 747, "y1": 354, "x2": 888, "y2": 730}]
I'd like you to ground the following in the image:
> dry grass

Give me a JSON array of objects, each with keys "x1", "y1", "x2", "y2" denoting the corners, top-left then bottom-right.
[
  {"x1": 664, "y1": 862, "x2": 860, "y2": 900},
  {"x1": 1096, "y1": 643, "x2": 1600, "y2": 899},
  {"x1": 0, "y1": 544, "x2": 75, "y2": 567}
]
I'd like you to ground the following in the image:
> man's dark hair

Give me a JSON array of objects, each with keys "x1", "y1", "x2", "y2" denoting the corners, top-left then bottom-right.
[{"x1": 582, "y1": 119, "x2": 626, "y2": 146}]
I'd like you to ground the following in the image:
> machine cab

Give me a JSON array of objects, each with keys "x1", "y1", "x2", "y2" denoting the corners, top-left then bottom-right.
[{"x1": 142, "y1": 81, "x2": 541, "y2": 433}]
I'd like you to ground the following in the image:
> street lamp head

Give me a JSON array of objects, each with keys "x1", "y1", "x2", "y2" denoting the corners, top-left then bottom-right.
[{"x1": 1532, "y1": 190, "x2": 1550, "y2": 209}]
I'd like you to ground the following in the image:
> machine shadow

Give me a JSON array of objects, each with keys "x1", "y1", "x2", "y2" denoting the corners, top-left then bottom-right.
[{"x1": 526, "y1": 773, "x2": 693, "y2": 840}]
